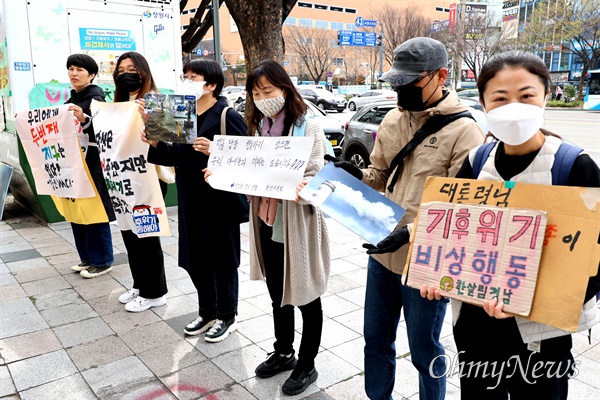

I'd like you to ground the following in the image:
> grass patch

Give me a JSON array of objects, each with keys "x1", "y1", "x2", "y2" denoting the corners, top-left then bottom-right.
[{"x1": 29, "y1": 295, "x2": 37, "y2": 305}]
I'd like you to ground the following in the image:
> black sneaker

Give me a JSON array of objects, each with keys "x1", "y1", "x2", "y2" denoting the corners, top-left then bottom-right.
[
  {"x1": 282, "y1": 366, "x2": 318, "y2": 395},
  {"x1": 255, "y1": 352, "x2": 297, "y2": 378},
  {"x1": 204, "y1": 318, "x2": 237, "y2": 343},
  {"x1": 184, "y1": 316, "x2": 216, "y2": 336},
  {"x1": 71, "y1": 262, "x2": 91, "y2": 272},
  {"x1": 80, "y1": 265, "x2": 113, "y2": 278}
]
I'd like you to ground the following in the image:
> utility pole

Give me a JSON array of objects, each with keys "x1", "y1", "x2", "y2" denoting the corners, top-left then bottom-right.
[
  {"x1": 212, "y1": 1, "x2": 222, "y2": 67},
  {"x1": 378, "y1": 22, "x2": 384, "y2": 89}
]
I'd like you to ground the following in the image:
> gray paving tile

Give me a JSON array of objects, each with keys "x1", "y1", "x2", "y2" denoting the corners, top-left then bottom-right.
[
  {"x1": 237, "y1": 299, "x2": 268, "y2": 322},
  {"x1": 0, "y1": 273, "x2": 17, "y2": 287},
  {"x1": 0, "y1": 297, "x2": 36, "y2": 318},
  {"x1": 0, "y1": 284, "x2": 26, "y2": 302},
  {"x1": 21, "y1": 275, "x2": 71, "y2": 296},
  {"x1": 211, "y1": 383, "x2": 258, "y2": 400},
  {"x1": 0, "y1": 329, "x2": 62, "y2": 363},
  {"x1": 168, "y1": 277, "x2": 197, "y2": 295},
  {"x1": 81, "y1": 355, "x2": 156, "y2": 400},
  {"x1": 40, "y1": 302, "x2": 98, "y2": 327},
  {"x1": 88, "y1": 292, "x2": 129, "y2": 316},
  {"x1": 319, "y1": 319, "x2": 361, "y2": 349},
  {"x1": 150, "y1": 293, "x2": 198, "y2": 320},
  {"x1": 37, "y1": 243, "x2": 76, "y2": 257},
  {"x1": 163, "y1": 311, "x2": 196, "y2": 338},
  {"x1": 568, "y1": 377, "x2": 600, "y2": 400},
  {"x1": 160, "y1": 361, "x2": 235, "y2": 400},
  {"x1": 5, "y1": 257, "x2": 51, "y2": 273},
  {"x1": 313, "y1": 350, "x2": 362, "y2": 390},
  {"x1": 138, "y1": 340, "x2": 206, "y2": 377},
  {"x1": 19, "y1": 373, "x2": 96, "y2": 400},
  {"x1": 45, "y1": 252, "x2": 81, "y2": 266},
  {"x1": 337, "y1": 286, "x2": 366, "y2": 307},
  {"x1": 14, "y1": 265, "x2": 60, "y2": 283},
  {"x1": 239, "y1": 279, "x2": 269, "y2": 300},
  {"x1": 0, "y1": 310, "x2": 48, "y2": 339},
  {"x1": 53, "y1": 317, "x2": 114, "y2": 348},
  {"x1": 326, "y1": 275, "x2": 362, "y2": 295},
  {"x1": 0, "y1": 365, "x2": 16, "y2": 397},
  {"x1": 188, "y1": 331, "x2": 253, "y2": 359},
  {"x1": 323, "y1": 374, "x2": 365, "y2": 400},
  {"x1": 237, "y1": 314, "x2": 275, "y2": 344},
  {"x1": 392, "y1": 357, "x2": 420, "y2": 398},
  {"x1": 328, "y1": 337, "x2": 365, "y2": 370},
  {"x1": 118, "y1": 321, "x2": 181, "y2": 354},
  {"x1": 34, "y1": 288, "x2": 86, "y2": 311},
  {"x1": 333, "y1": 308, "x2": 363, "y2": 335},
  {"x1": 213, "y1": 343, "x2": 269, "y2": 382},
  {"x1": 8, "y1": 349, "x2": 78, "y2": 391},
  {"x1": 73, "y1": 277, "x2": 125, "y2": 300},
  {"x1": 321, "y1": 295, "x2": 361, "y2": 319},
  {"x1": 119, "y1": 381, "x2": 176, "y2": 400},
  {"x1": 66, "y1": 335, "x2": 133, "y2": 371},
  {"x1": 103, "y1": 307, "x2": 162, "y2": 334},
  {"x1": 0, "y1": 249, "x2": 39, "y2": 263}
]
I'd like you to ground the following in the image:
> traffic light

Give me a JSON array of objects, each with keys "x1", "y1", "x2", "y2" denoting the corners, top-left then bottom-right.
[
  {"x1": 337, "y1": 31, "x2": 341, "y2": 46},
  {"x1": 377, "y1": 35, "x2": 382, "y2": 47}
]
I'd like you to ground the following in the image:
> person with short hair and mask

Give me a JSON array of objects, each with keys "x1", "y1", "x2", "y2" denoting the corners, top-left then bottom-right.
[
  {"x1": 111, "y1": 52, "x2": 170, "y2": 312},
  {"x1": 329, "y1": 37, "x2": 484, "y2": 399},
  {"x1": 142, "y1": 58, "x2": 247, "y2": 342},
  {"x1": 422, "y1": 50, "x2": 600, "y2": 399}
]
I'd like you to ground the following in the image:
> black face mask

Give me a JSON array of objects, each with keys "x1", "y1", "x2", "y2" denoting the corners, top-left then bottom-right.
[
  {"x1": 115, "y1": 73, "x2": 142, "y2": 93},
  {"x1": 395, "y1": 71, "x2": 438, "y2": 112}
]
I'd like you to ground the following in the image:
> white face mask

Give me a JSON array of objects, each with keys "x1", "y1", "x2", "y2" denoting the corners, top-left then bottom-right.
[
  {"x1": 182, "y1": 80, "x2": 210, "y2": 100},
  {"x1": 485, "y1": 102, "x2": 545, "y2": 146},
  {"x1": 254, "y1": 94, "x2": 285, "y2": 118}
]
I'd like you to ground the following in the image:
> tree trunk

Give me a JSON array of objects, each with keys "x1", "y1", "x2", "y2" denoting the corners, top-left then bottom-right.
[
  {"x1": 579, "y1": 65, "x2": 588, "y2": 101},
  {"x1": 226, "y1": 0, "x2": 296, "y2": 71}
]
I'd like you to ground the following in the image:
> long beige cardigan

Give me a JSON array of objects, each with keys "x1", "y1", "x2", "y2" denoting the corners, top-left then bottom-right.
[{"x1": 249, "y1": 118, "x2": 331, "y2": 307}]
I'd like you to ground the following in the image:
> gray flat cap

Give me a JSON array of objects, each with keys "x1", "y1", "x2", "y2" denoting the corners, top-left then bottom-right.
[{"x1": 379, "y1": 37, "x2": 448, "y2": 86}]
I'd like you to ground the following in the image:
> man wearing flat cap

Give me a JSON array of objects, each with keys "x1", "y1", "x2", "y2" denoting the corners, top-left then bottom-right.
[{"x1": 331, "y1": 37, "x2": 483, "y2": 399}]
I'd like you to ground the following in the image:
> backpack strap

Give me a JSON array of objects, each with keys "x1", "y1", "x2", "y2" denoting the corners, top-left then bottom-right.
[
  {"x1": 472, "y1": 142, "x2": 497, "y2": 178},
  {"x1": 551, "y1": 142, "x2": 583, "y2": 186},
  {"x1": 220, "y1": 106, "x2": 232, "y2": 136},
  {"x1": 387, "y1": 110, "x2": 474, "y2": 192}
]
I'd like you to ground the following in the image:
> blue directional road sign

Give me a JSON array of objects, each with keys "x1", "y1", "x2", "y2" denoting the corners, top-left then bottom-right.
[
  {"x1": 363, "y1": 19, "x2": 377, "y2": 27},
  {"x1": 355, "y1": 17, "x2": 364, "y2": 28},
  {"x1": 338, "y1": 30, "x2": 377, "y2": 47}
]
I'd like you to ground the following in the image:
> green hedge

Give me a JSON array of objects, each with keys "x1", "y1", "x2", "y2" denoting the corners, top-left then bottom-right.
[{"x1": 546, "y1": 100, "x2": 583, "y2": 108}]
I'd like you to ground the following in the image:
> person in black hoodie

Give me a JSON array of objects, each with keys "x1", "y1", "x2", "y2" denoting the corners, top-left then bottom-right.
[{"x1": 65, "y1": 54, "x2": 115, "y2": 277}]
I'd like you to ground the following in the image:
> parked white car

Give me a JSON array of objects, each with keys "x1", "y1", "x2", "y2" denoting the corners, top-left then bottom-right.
[
  {"x1": 223, "y1": 86, "x2": 246, "y2": 105},
  {"x1": 347, "y1": 90, "x2": 397, "y2": 111}
]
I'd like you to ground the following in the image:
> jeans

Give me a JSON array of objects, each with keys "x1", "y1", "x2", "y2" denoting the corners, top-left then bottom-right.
[
  {"x1": 364, "y1": 257, "x2": 448, "y2": 400},
  {"x1": 71, "y1": 222, "x2": 114, "y2": 267},
  {"x1": 260, "y1": 222, "x2": 323, "y2": 372}
]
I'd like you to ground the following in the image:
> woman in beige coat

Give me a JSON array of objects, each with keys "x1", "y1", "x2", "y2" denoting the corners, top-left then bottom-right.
[{"x1": 246, "y1": 60, "x2": 330, "y2": 396}]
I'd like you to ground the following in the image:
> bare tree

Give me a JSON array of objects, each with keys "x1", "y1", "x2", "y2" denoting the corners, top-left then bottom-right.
[
  {"x1": 339, "y1": 46, "x2": 364, "y2": 85},
  {"x1": 372, "y1": 5, "x2": 432, "y2": 66},
  {"x1": 520, "y1": 0, "x2": 600, "y2": 100},
  {"x1": 181, "y1": 0, "x2": 224, "y2": 55},
  {"x1": 285, "y1": 27, "x2": 339, "y2": 84},
  {"x1": 436, "y1": 7, "x2": 517, "y2": 84}
]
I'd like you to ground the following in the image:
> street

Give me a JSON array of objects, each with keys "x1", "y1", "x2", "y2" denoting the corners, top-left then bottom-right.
[{"x1": 327, "y1": 107, "x2": 600, "y2": 165}]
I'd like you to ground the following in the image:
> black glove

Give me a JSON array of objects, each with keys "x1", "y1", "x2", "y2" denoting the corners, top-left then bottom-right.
[
  {"x1": 362, "y1": 225, "x2": 410, "y2": 254},
  {"x1": 324, "y1": 154, "x2": 363, "y2": 180}
]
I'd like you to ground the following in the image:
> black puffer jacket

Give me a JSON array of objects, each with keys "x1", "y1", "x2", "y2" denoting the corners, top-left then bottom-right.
[{"x1": 65, "y1": 85, "x2": 116, "y2": 221}]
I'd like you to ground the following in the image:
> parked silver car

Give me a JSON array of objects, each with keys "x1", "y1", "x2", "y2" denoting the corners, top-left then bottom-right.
[
  {"x1": 342, "y1": 101, "x2": 397, "y2": 168},
  {"x1": 342, "y1": 100, "x2": 487, "y2": 168},
  {"x1": 346, "y1": 90, "x2": 397, "y2": 111}
]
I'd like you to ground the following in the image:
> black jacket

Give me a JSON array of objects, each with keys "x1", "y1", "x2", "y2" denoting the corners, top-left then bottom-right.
[
  {"x1": 65, "y1": 85, "x2": 116, "y2": 221},
  {"x1": 148, "y1": 96, "x2": 247, "y2": 270}
]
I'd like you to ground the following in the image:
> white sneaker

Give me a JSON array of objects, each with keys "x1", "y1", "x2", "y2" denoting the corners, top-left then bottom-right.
[
  {"x1": 119, "y1": 288, "x2": 140, "y2": 304},
  {"x1": 125, "y1": 295, "x2": 167, "y2": 312},
  {"x1": 71, "y1": 262, "x2": 91, "y2": 272}
]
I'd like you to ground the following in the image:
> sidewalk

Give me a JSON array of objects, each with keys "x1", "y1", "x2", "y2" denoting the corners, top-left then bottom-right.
[{"x1": 1, "y1": 195, "x2": 598, "y2": 400}]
